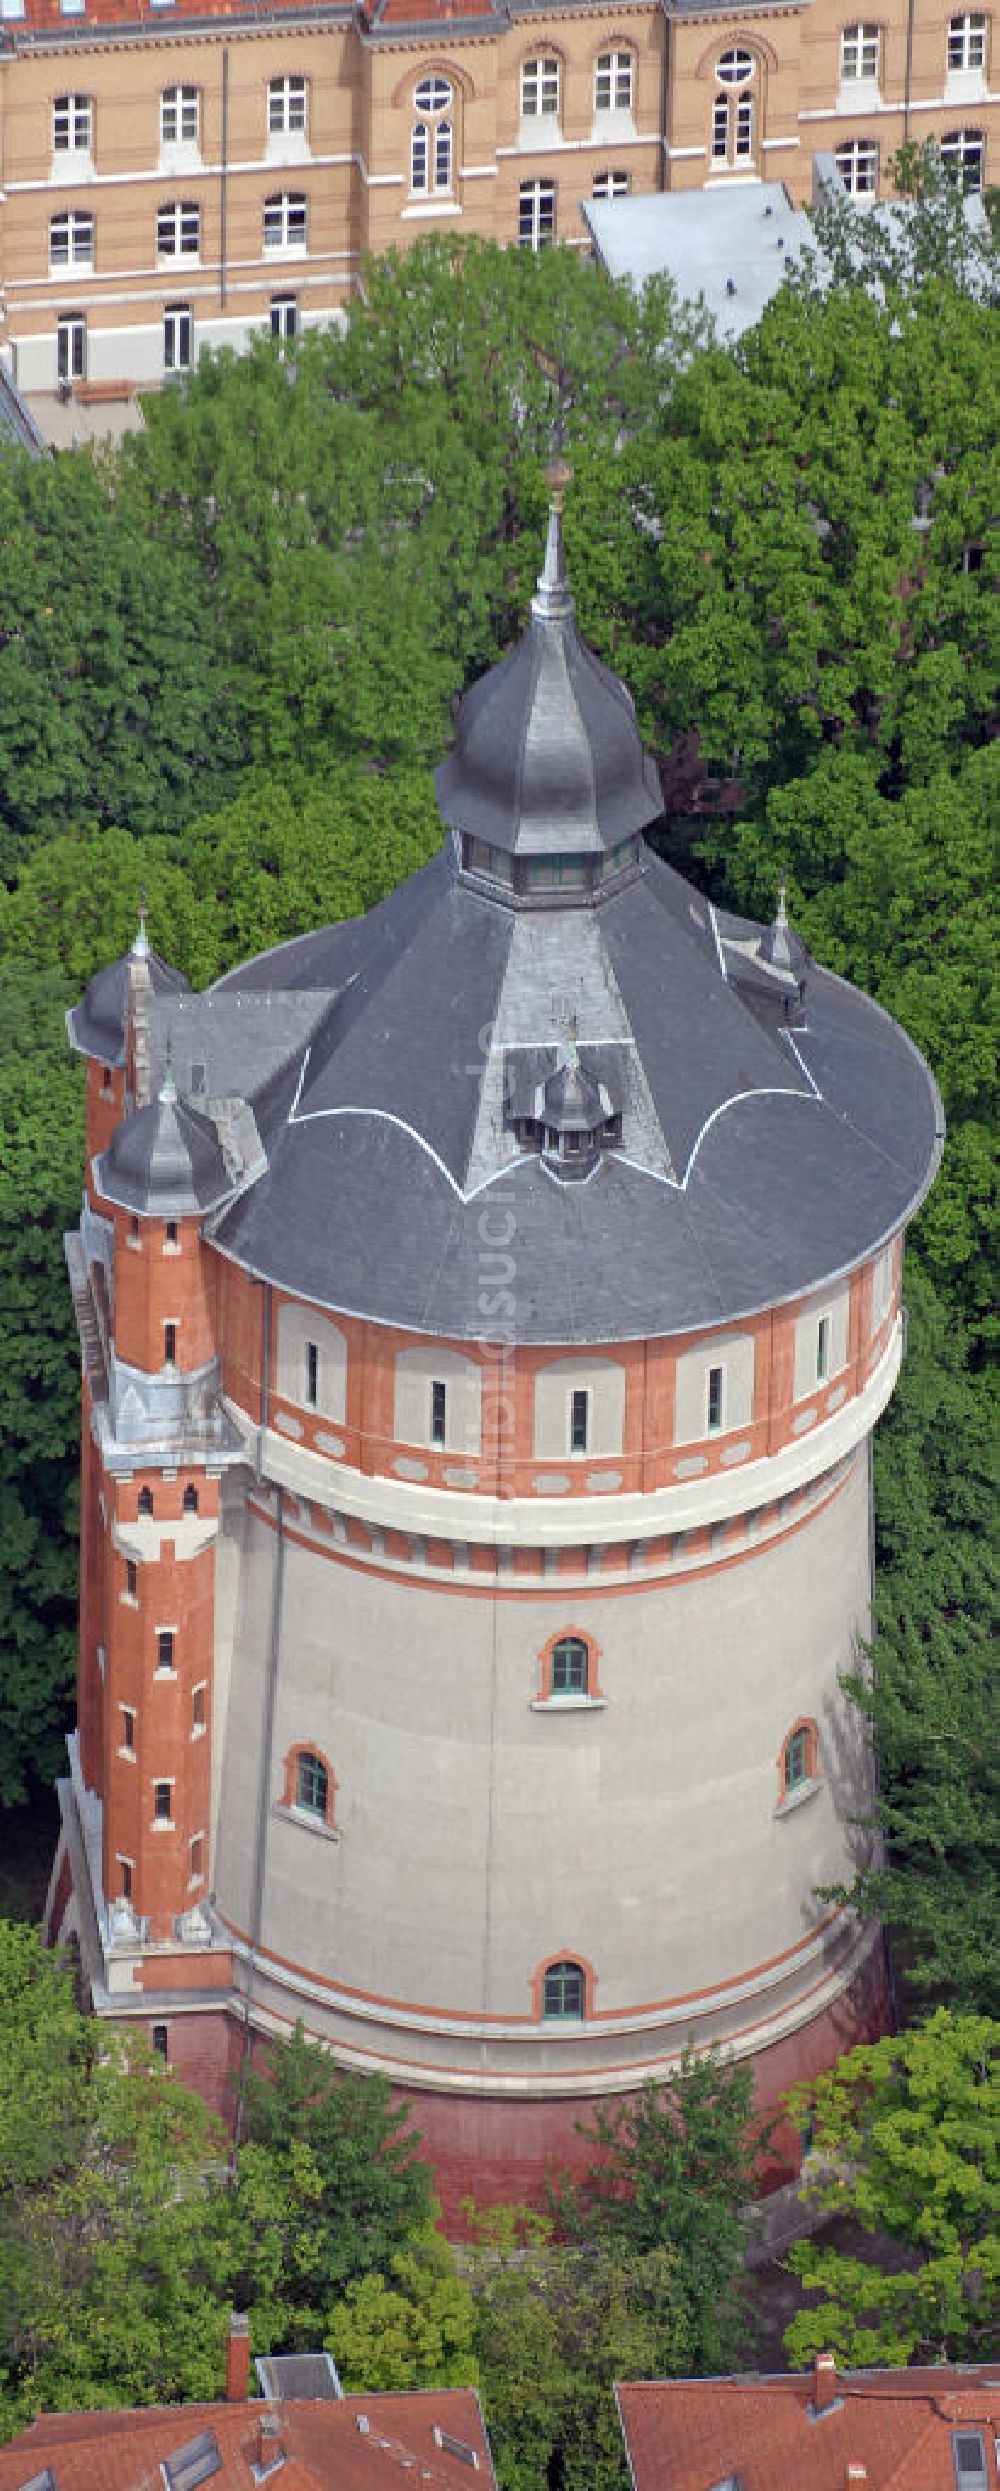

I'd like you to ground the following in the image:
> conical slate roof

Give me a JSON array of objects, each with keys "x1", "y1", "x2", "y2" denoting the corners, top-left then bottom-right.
[
  {"x1": 104, "y1": 509, "x2": 943, "y2": 1344},
  {"x1": 69, "y1": 936, "x2": 189, "y2": 1067},
  {"x1": 435, "y1": 505, "x2": 662, "y2": 859},
  {"x1": 97, "y1": 1068, "x2": 232, "y2": 1218}
]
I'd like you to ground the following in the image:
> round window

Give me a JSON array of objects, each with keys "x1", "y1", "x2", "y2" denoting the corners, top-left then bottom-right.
[
  {"x1": 716, "y1": 47, "x2": 754, "y2": 81},
  {"x1": 414, "y1": 75, "x2": 453, "y2": 112}
]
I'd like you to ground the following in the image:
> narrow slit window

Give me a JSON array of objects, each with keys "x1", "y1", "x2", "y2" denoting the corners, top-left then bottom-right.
[
  {"x1": 707, "y1": 1366, "x2": 724, "y2": 1433},
  {"x1": 120, "y1": 1857, "x2": 133, "y2": 1900},
  {"x1": 156, "y1": 1629, "x2": 175, "y2": 1673},
  {"x1": 121, "y1": 1707, "x2": 135, "y2": 1752},
  {"x1": 431, "y1": 1380, "x2": 447, "y2": 1447},
  {"x1": 153, "y1": 1780, "x2": 172, "y2": 1820},
  {"x1": 816, "y1": 1316, "x2": 830, "y2": 1382},
  {"x1": 183, "y1": 1483, "x2": 199, "y2": 1513},
  {"x1": 570, "y1": 1390, "x2": 589, "y2": 1454},
  {"x1": 164, "y1": 1322, "x2": 177, "y2": 1364},
  {"x1": 306, "y1": 1342, "x2": 319, "y2": 1407},
  {"x1": 138, "y1": 1486, "x2": 154, "y2": 1516},
  {"x1": 125, "y1": 1558, "x2": 138, "y2": 1598},
  {"x1": 192, "y1": 1683, "x2": 206, "y2": 1729}
]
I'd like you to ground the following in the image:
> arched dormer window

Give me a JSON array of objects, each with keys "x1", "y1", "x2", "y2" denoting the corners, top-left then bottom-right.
[
  {"x1": 711, "y1": 48, "x2": 756, "y2": 169},
  {"x1": 411, "y1": 75, "x2": 453, "y2": 194}
]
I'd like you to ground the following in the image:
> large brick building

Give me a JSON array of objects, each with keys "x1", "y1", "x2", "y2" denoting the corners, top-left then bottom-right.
[
  {"x1": 0, "y1": 0, "x2": 995, "y2": 400},
  {"x1": 46, "y1": 499, "x2": 942, "y2": 2217}
]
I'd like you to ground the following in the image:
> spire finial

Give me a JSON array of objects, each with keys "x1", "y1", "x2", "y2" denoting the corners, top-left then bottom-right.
[
  {"x1": 776, "y1": 881, "x2": 788, "y2": 928},
  {"x1": 533, "y1": 458, "x2": 575, "y2": 623},
  {"x1": 133, "y1": 890, "x2": 150, "y2": 961}
]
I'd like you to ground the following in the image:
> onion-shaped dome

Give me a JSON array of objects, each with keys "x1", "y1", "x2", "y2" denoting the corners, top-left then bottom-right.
[
  {"x1": 68, "y1": 920, "x2": 189, "y2": 1068},
  {"x1": 435, "y1": 500, "x2": 662, "y2": 883},
  {"x1": 96, "y1": 1065, "x2": 232, "y2": 1219}
]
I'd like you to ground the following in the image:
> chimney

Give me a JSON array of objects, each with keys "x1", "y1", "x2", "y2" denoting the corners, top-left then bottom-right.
[
  {"x1": 255, "y1": 2409, "x2": 285, "y2": 2474},
  {"x1": 226, "y1": 2309, "x2": 250, "y2": 2403},
  {"x1": 814, "y1": 2353, "x2": 838, "y2": 2413}
]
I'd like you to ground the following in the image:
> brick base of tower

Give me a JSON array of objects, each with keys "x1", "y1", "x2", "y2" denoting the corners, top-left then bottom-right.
[{"x1": 385, "y1": 1930, "x2": 892, "y2": 2227}]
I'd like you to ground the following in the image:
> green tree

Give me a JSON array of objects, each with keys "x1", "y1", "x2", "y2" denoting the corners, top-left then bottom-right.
[
  {"x1": 465, "y1": 2206, "x2": 687, "y2": 2491},
  {"x1": 551, "y1": 2052, "x2": 760, "y2": 2376},
  {"x1": 0, "y1": 1925, "x2": 233, "y2": 2431},
  {"x1": 0, "y1": 966, "x2": 83, "y2": 1800},
  {"x1": 242, "y1": 2023, "x2": 435, "y2": 2313},
  {"x1": 783, "y1": 2010, "x2": 1000, "y2": 2368},
  {"x1": 0, "y1": 447, "x2": 244, "y2": 870},
  {"x1": 326, "y1": 2238, "x2": 479, "y2": 2392}
]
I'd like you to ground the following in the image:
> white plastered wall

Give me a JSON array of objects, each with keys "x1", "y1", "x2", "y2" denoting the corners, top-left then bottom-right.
[
  {"x1": 534, "y1": 1355, "x2": 626, "y2": 1459},
  {"x1": 674, "y1": 1330, "x2": 755, "y2": 1441},
  {"x1": 394, "y1": 1342, "x2": 482, "y2": 1454},
  {"x1": 276, "y1": 1301, "x2": 347, "y2": 1423},
  {"x1": 793, "y1": 1283, "x2": 849, "y2": 1401}
]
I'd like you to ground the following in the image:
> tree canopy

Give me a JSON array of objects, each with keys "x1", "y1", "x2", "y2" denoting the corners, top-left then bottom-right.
[{"x1": 783, "y1": 2011, "x2": 1000, "y2": 2368}]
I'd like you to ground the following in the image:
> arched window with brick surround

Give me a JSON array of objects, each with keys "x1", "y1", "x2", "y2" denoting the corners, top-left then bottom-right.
[
  {"x1": 282, "y1": 1743, "x2": 337, "y2": 1829},
  {"x1": 536, "y1": 1955, "x2": 591, "y2": 2020},
  {"x1": 777, "y1": 1718, "x2": 820, "y2": 1808},
  {"x1": 536, "y1": 1628, "x2": 604, "y2": 1704}
]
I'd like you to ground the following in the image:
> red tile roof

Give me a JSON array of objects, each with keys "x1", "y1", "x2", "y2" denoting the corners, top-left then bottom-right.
[
  {"x1": 617, "y1": 2364, "x2": 1000, "y2": 2491},
  {"x1": 0, "y1": 2390, "x2": 495, "y2": 2491}
]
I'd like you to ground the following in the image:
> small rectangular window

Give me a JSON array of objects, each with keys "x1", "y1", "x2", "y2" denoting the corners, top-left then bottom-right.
[
  {"x1": 570, "y1": 1389, "x2": 589, "y2": 1454},
  {"x1": 192, "y1": 1683, "x2": 206, "y2": 1729},
  {"x1": 306, "y1": 1342, "x2": 319, "y2": 1407},
  {"x1": 153, "y1": 1780, "x2": 172, "y2": 1820},
  {"x1": 163, "y1": 302, "x2": 192, "y2": 374},
  {"x1": 118, "y1": 1856, "x2": 133, "y2": 1899},
  {"x1": 164, "y1": 1322, "x2": 177, "y2": 1364},
  {"x1": 431, "y1": 1380, "x2": 447, "y2": 1447},
  {"x1": 190, "y1": 1833, "x2": 204, "y2": 1880},
  {"x1": 707, "y1": 1366, "x2": 724, "y2": 1433},
  {"x1": 270, "y1": 293, "x2": 299, "y2": 342},
  {"x1": 151, "y1": 2022, "x2": 169, "y2": 2056},
  {"x1": 125, "y1": 1558, "x2": 138, "y2": 1598},
  {"x1": 157, "y1": 1629, "x2": 175, "y2": 1673},
  {"x1": 121, "y1": 1706, "x2": 135, "y2": 1752},
  {"x1": 165, "y1": 1220, "x2": 178, "y2": 1245},
  {"x1": 816, "y1": 1317, "x2": 830, "y2": 1382}
]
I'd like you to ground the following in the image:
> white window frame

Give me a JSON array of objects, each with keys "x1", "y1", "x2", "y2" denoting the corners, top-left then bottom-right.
[
  {"x1": 715, "y1": 45, "x2": 754, "y2": 82},
  {"x1": 49, "y1": 210, "x2": 93, "y2": 270},
  {"x1": 160, "y1": 84, "x2": 200, "y2": 146},
  {"x1": 592, "y1": 168, "x2": 630, "y2": 198},
  {"x1": 594, "y1": 49, "x2": 633, "y2": 113},
  {"x1": 569, "y1": 1387, "x2": 590, "y2": 1457},
  {"x1": 163, "y1": 301, "x2": 193, "y2": 372},
  {"x1": 519, "y1": 178, "x2": 556, "y2": 247},
  {"x1": 270, "y1": 293, "x2": 299, "y2": 342},
  {"x1": 410, "y1": 105, "x2": 452, "y2": 195},
  {"x1": 939, "y1": 125, "x2": 985, "y2": 188},
  {"x1": 947, "y1": 11, "x2": 986, "y2": 68},
  {"x1": 840, "y1": 21, "x2": 881, "y2": 80},
  {"x1": 706, "y1": 1364, "x2": 725, "y2": 1434},
  {"x1": 268, "y1": 73, "x2": 307, "y2": 136},
  {"x1": 835, "y1": 136, "x2": 879, "y2": 192},
  {"x1": 263, "y1": 190, "x2": 308, "y2": 254},
  {"x1": 53, "y1": 91, "x2": 92, "y2": 152},
  {"x1": 521, "y1": 55, "x2": 560, "y2": 118},
  {"x1": 157, "y1": 198, "x2": 200, "y2": 259},
  {"x1": 57, "y1": 311, "x2": 86, "y2": 382}
]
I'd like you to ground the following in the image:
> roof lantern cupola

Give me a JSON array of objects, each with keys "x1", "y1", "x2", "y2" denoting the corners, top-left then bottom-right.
[{"x1": 436, "y1": 469, "x2": 663, "y2": 906}]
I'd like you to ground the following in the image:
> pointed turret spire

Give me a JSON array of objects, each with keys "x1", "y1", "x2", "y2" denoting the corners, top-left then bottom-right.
[
  {"x1": 531, "y1": 457, "x2": 574, "y2": 624},
  {"x1": 132, "y1": 894, "x2": 150, "y2": 962}
]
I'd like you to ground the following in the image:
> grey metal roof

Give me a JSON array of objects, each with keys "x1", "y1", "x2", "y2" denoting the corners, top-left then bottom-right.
[
  {"x1": 583, "y1": 186, "x2": 816, "y2": 340},
  {"x1": 435, "y1": 508, "x2": 662, "y2": 858},
  {"x1": 96, "y1": 1074, "x2": 233, "y2": 1218},
  {"x1": 68, "y1": 944, "x2": 190, "y2": 1068},
  {"x1": 80, "y1": 526, "x2": 942, "y2": 1343},
  {"x1": 206, "y1": 832, "x2": 942, "y2": 1343}
]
